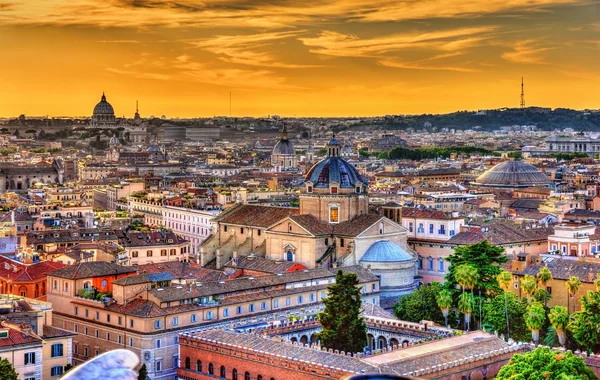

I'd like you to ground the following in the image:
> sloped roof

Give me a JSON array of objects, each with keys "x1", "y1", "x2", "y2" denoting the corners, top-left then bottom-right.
[
  {"x1": 216, "y1": 204, "x2": 297, "y2": 227},
  {"x1": 49, "y1": 262, "x2": 136, "y2": 280}
]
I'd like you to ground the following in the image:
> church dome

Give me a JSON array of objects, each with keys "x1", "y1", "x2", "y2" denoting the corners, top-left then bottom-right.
[
  {"x1": 474, "y1": 160, "x2": 550, "y2": 187},
  {"x1": 93, "y1": 93, "x2": 115, "y2": 116},
  {"x1": 147, "y1": 145, "x2": 161, "y2": 152},
  {"x1": 272, "y1": 125, "x2": 295, "y2": 156},
  {"x1": 360, "y1": 240, "x2": 413, "y2": 263},
  {"x1": 305, "y1": 136, "x2": 367, "y2": 189}
]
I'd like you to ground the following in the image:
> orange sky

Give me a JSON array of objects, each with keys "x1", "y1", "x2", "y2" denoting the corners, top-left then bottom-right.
[{"x1": 0, "y1": 0, "x2": 598, "y2": 117}]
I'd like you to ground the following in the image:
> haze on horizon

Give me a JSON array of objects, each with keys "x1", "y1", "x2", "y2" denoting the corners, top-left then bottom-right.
[{"x1": 0, "y1": 0, "x2": 598, "y2": 118}]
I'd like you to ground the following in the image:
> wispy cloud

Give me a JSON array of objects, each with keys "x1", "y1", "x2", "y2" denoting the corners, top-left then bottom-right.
[
  {"x1": 189, "y1": 31, "x2": 317, "y2": 68},
  {"x1": 299, "y1": 27, "x2": 495, "y2": 58},
  {"x1": 99, "y1": 40, "x2": 140, "y2": 44},
  {"x1": 501, "y1": 40, "x2": 553, "y2": 64}
]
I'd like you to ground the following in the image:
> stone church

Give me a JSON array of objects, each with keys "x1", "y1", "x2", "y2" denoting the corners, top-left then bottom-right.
[{"x1": 201, "y1": 136, "x2": 418, "y2": 299}]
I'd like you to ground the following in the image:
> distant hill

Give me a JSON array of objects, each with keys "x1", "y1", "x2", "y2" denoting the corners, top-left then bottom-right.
[{"x1": 333, "y1": 108, "x2": 600, "y2": 132}]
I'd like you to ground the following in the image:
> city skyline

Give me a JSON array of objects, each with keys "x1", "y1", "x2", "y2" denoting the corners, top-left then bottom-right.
[{"x1": 0, "y1": 0, "x2": 599, "y2": 117}]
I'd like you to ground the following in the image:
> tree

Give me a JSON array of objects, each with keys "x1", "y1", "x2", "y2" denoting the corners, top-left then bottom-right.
[
  {"x1": 548, "y1": 305, "x2": 569, "y2": 347},
  {"x1": 458, "y1": 292, "x2": 475, "y2": 331},
  {"x1": 496, "y1": 347, "x2": 598, "y2": 380},
  {"x1": 316, "y1": 270, "x2": 367, "y2": 353},
  {"x1": 138, "y1": 363, "x2": 148, "y2": 380},
  {"x1": 445, "y1": 240, "x2": 507, "y2": 296},
  {"x1": 0, "y1": 358, "x2": 18, "y2": 380},
  {"x1": 497, "y1": 270, "x2": 513, "y2": 340},
  {"x1": 455, "y1": 264, "x2": 479, "y2": 294},
  {"x1": 536, "y1": 266, "x2": 552, "y2": 306},
  {"x1": 393, "y1": 282, "x2": 446, "y2": 326},
  {"x1": 524, "y1": 301, "x2": 546, "y2": 344},
  {"x1": 521, "y1": 275, "x2": 538, "y2": 301},
  {"x1": 483, "y1": 292, "x2": 530, "y2": 342},
  {"x1": 436, "y1": 289, "x2": 453, "y2": 327},
  {"x1": 570, "y1": 290, "x2": 600, "y2": 354},
  {"x1": 566, "y1": 276, "x2": 582, "y2": 314}
]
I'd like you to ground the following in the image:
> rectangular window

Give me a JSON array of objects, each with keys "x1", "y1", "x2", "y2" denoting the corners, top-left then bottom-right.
[
  {"x1": 51, "y1": 344, "x2": 63, "y2": 357},
  {"x1": 84, "y1": 347, "x2": 88, "y2": 357},
  {"x1": 286, "y1": 297, "x2": 291, "y2": 306},
  {"x1": 418, "y1": 257, "x2": 423, "y2": 270},
  {"x1": 438, "y1": 259, "x2": 444, "y2": 272},
  {"x1": 249, "y1": 304, "x2": 255, "y2": 312},
  {"x1": 130, "y1": 320, "x2": 134, "y2": 328},
  {"x1": 118, "y1": 316, "x2": 122, "y2": 325},
  {"x1": 161, "y1": 249, "x2": 167, "y2": 256},
  {"x1": 129, "y1": 337, "x2": 134, "y2": 347},
  {"x1": 172, "y1": 317, "x2": 179, "y2": 326},
  {"x1": 224, "y1": 308, "x2": 230, "y2": 317},
  {"x1": 156, "y1": 361, "x2": 162, "y2": 372},
  {"x1": 74, "y1": 324, "x2": 78, "y2": 333},
  {"x1": 206, "y1": 311, "x2": 213, "y2": 320},
  {"x1": 96, "y1": 311, "x2": 99, "y2": 320},
  {"x1": 107, "y1": 314, "x2": 111, "y2": 323},
  {"x1": 156, "y1": 339, "x2": 161, "y2": 348},
  {"x1": 74, "y1": 306, "x2": 78, "y2": 315},
  {"x1": 298, "y1": 295, "x2": 303, "y2": 304},
  {"x1": 155, "y1": 320, "x2": 162, "y2": 329},
  {"x1": 132, "y1": 251, "x2": 138, "y2": 258},
  {"x1": 409, "y1": 223, "x2": 413, "y2": 233},
  {"x1": 118, "y1": 335, "x2": 122, "y2": 344},
  {"x1": 24, "y1": 352, "x2": 35, "y2": 365},
  {"x1": 329, "y1": 207, "x2": 339, "y2": 223},
  {"x1": 174, "y1": 336, "x2": 179, "y2": 344},
  {"x1": 261, "y1": 301, "x2": 267, "y2": 310},
  {"x1": 85, "y1": 327, "x2": 88, "y2": 335},
  {"x1": 417, "y1": 223, "x2": 424, "y2": 233},
  {"x1": 273, "y1": 299, "x2": 279, "y2": 308},
  {"x1": 236, "y1": 306, "x2": 243, "y2": 314},
  {"x1": 106, "y1": 332, "x2": 111, "y2": 341},
  {"x1": 309, "y1": 293, "x2": 315, "y2": 302},
  {"x1": 85, "y1": 309, "x2": 89, "y2": 317},
  {"x1": 51, "y1": 366, "x2": 64, "y2": 377},
  {"x1": 147, "y1": 250, "x2": 153, "y2": 257},
  {"x1": 427, "y1": 258, "x2": 433, "y2": 271},
  {"x1": 429, "y1": 224, "x2": 434, "y2": 234},
  {"x1": 191, "y1": 314, "x2": 197, "y2": 323},
  {"x1": 95, "y1": 330, "x2": 99, "y2": 338}
]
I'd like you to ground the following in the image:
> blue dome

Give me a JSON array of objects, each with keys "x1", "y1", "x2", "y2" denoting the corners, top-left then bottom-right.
[
  {"x1": 93, "y1": 93, "x2": 115, "y2": 116},
  {"x1": 305, "y1": 156, "x2": 367, "y2": 188},
  {"x1": 360, "y1": 240, "x2": 413, "y2": 263}
]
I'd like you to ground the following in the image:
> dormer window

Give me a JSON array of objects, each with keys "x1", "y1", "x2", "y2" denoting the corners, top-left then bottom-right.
[
  {"x1": 331, "y1": 187, "x2": 338, "y2": 194},
  {"x1": 307, "y1": 185, "x2": 312, "y2": 193},
  {"x1": 356, "y1": 186, "x2": 361, "y2": 193},
  {"x1": 329, "y1": 207, "x2": 339, "y2": 223}
]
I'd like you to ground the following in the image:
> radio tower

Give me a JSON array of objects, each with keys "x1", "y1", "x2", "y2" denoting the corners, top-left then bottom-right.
[{"x1": 520, "y1": 77, "x2": 525, "y2": 108}]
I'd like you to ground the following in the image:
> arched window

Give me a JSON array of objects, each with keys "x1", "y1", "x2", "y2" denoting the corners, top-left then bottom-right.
[
  {"x1": 185, "y1": 357, "x2": 190, "y2": 369},
  {"x1": 101, "y1": 280, "x2": 107, "y2": 288},
  {"x1": 233, "y1": 369, "x2": 238, "y2": 380},
  {"x1": 258, "y1": 376, "x2": 263, "y2": 380},
  {"x1": 209, "y1": 363, "x2": 214, "y2": 375},
  {"x1": 286, "y1": 251, "x2": 294, "y2": 262},
  {"x1": 197, "y1": 360, "x2": 202, "y2": 372},
  {"x1": 379, "y1": 222, "x2": 384, "y2": 234},
  {"x1": 220, "y1": 365, "x2": 226, "y2": 378},
  {"x1": 288, "y1": 223, "x2": 292, "y2": 232},
  {"x1": 83, "y1": 281, "x2": 91, "y2": 289},
  {"x1": 245, "y1": 372, "x2": 251, "y2": 380}
]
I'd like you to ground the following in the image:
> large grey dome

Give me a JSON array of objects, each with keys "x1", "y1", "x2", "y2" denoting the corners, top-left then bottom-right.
[
  {"x1": 93, "y1": 93, "x2": 115, "y2": 116},
  {"x1": 360, "y1": 240, "x2": 413, "y2": 263},
  {"x1": 272, "y1": 139, "x2": 295, "y2": 155},
  {"x1": 474, "y1": 161, "x2": 549, "y2": 187}
]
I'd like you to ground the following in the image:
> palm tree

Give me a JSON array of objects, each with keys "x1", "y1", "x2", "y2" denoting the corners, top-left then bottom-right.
[
  {"x1": 594, "y1": 274, "x2": 600, "y2": 292},
  {"x1": 455, "y1": 264, "x2": 478, "y2": 330},
  {"x1": 458, "y1": 292, "x2": 475, "y2": 331},
  {"x1": 521, "y1": 274, "x2": 537, "y2": 301},
  {"x1": 548, "y1": 305, "x2": 569, "y2": 347},
  {"x1": 497, "y1": 270, "x2": 512, "y2": 340},
  {"x1": 566, "y1": 276, "x2": 582, "y2": 314},
  {"x1": 436, "y1": 289, "x2": 453, "y2": 328},
  {"x1": 525, "y1": 301, "x2": 546, "y2": 344},
  {"x1": 536, "y1": 266, "x2": 552, "y2": 306}
]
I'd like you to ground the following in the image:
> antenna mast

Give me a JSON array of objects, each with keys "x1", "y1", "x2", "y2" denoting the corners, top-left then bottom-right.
[
  {"x1": 520, "y1": 77, "x2": 525, "y2": 109},
  {"x1": 229, "y1": 91, "x2": 232, "y2": 117}
]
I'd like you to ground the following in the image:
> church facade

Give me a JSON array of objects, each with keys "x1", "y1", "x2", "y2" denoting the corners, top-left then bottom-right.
[{"x1": 201, "y1": 136, "x2": 418, "y2": 299}]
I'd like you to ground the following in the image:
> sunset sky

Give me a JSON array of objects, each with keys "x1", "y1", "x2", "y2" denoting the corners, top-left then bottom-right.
[{"x1": 0, "y1": 0, "x2": 598, "y2": 117}]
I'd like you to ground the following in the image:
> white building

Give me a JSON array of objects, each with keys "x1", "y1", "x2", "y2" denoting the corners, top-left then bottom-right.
[{"x1": 162, "y1": 206, "x2": 219, "y2": 260}]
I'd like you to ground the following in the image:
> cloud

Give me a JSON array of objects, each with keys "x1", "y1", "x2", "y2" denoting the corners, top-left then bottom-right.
[
  {"x1": 501, "y1": 40, "x2": 553, "y2": 64},
  {"x1": 189, "y1": 31, "x2": 317, "y2": 68},
  {"x1": 99, "y1": 40, "x2": 140, "y2": 43},
  {"x1": 106, "y1": 67, "x2": 171, "y2": 80},
  {"x1": 379, "y1": 52, "x2": 479, "y2": 72},
  {"x1": 0, "y1": 0, "x2": 586, "y2": 29},
  {"x1": 299, "y1": 27, "x2": 495, "y2": 58}
]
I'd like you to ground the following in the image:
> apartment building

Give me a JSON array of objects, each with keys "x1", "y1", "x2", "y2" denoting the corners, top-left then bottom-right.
[
  {"x1": 106, "y1": 182, "x2": 145, "y2": 210},
  {"x1": 162, "y1": 206, "x2": 218, "y2": 260},
  {"x1": 128, "y1": 197, "x2": 164, "y2": 227},
  {"x1": 47, "y1": 263, "x2": 379, "y2": 380},
  {"x1": 115, "y1": 230, "x2": 190, "y2": 266}
]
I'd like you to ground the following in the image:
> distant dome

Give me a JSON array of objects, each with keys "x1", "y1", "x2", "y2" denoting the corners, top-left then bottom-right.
[
  {"x1": 360, "y1": 240, "x2": 413, "y2": 263},
  {"x1": 273, "y1": 140, "x2": 295, "y2": 155},
  {"x1": 147, "y1": 145, "x2": 161, "y2": 152},
  {"x1": 305, "y1": 136, "x2": 367, "y2": 189},
  {"x1": 474, "y1": 161, "x2": 549, "y2": 187},
  {"x1": 92, "y1": 93, "x2": 116, "y2": 125}
]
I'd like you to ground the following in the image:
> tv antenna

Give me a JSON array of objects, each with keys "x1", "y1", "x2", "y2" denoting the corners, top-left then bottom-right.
[{"x1": 520, "y1": 77, "x2": 525, "y2": 109}]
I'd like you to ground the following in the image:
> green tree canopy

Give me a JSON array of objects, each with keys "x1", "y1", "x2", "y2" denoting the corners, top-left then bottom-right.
[
  {"x1": 138, "y1": 363, "x2": 148, "y2": 380},
  {"x1": 570, "y1": 290, "x2": 600, "y2": 354},
  {"x1": 393, "y1": 282, "x2": 446, "y2": 326},
  {"x1": 524, "y1": 301, "x2": 546, "y2": 344},
  {"x1": 445, "y1": 240, "x2": 508, "y2": 296},
  {"x1": 0, "y1": 358, "x2": 18, "y2": 380},
  {"x1": 316, "y1": 270, "x2": 367, "y2": 353},
  {"x1": 496, "y1": 347, "x2": 598, "y2": 380},
  {"x1": 549, "y1": 306, "x2": 569, "y2": 347},
  {"x1": 483, "y1": 292, "x2": 530, "y2": 342}
]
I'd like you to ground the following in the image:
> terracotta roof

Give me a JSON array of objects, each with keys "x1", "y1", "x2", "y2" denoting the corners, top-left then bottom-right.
[
  {"x1": 0, "y1": 211, "x2": 33, "y2": 222},
  {"x1": 42, "y1": 325, "x2": 76, "y2": 339},
  {"x1": 106, "y1": 298, "x2": 167, "y2": 317},
  {"x1": 511, "y1": 257, "x2": 600, "y2": 283},
  {"x1": 334, "y1": 214, "x2": 384, "y2": 237},
  {"x1": 288, "y1": 214, "x2": 332, "y2": 235},
  {"x1": 0, "y1": 256, "x2": 66, "y2": 283},
  {"x1": 0, "y1": 322, "x2": 42, "y2": 348},
  {"x1": 224, "y1": 256, "x2": 305, "y2": 274},
  {"x1": 447, "y1": 221, "x2": 553, "y2": 246},
  {"x1": 118, "y1": 230, "x2": 187, "y2": 247},
  {"x1": 138, "y1": 261, "x2": 226, "y2": 282},
  {"x1": 49, "y1": 262, "x2": 136, "y2": 280},
  {"x1": 216, "y1": 204, "x2": 297, "y2": 227}
]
